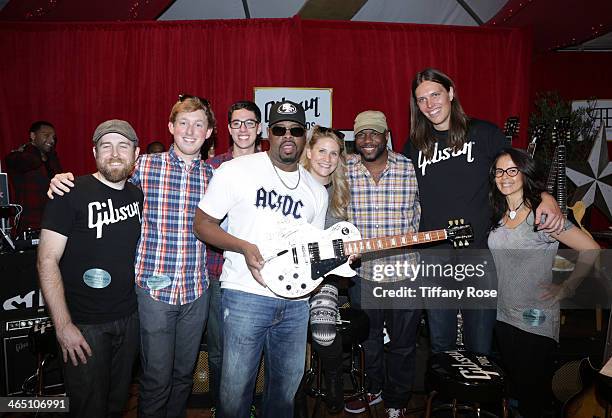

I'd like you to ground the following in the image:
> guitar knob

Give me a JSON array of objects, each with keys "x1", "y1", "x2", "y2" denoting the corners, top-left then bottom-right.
[
  {"x1": 286, "y1": 285, "x2": 292, "y2": 291},
  {"x1": 301, "y1": 284, "x2": 306, "y2": 289},
  {"x1": 278, "y1": 275, "x2": 284, "y2": 281},
  {"x1": 293, "y1": 273, "x2": 299, "y2": 279}
]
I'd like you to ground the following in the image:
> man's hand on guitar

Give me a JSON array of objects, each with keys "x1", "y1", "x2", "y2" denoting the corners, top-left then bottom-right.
[
  {"x1": 47, "y1": 172, "x2": 75, "y2": 199},
  {"x1": 241, "y1": 241, "x2": 266, "y2": 287}
]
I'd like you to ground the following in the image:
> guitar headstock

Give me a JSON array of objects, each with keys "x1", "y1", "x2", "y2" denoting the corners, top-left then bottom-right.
[
  {"x1": 552, "y1": 117, "x2": 571, "y2": 145},
  {"x1": 446, "y1": 219, "x2": 474, "y2": 248},
  {"x1": 503, "y1": 116, "x2": 520, "y2": 146},
  {"x1": 527, "y1": 124, "x2": 546, "y2": 158}
]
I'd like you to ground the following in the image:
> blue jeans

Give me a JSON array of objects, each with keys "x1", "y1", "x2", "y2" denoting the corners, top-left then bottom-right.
[
  {"x1": 206, "y1": 279, "x2": 223, "y2": 407},
  {"x1": 136, "y1": 286, "x2": 210, "y2": 418},
  {"x1": 219, "y1": 289, "x2": 309, "y2": 418},
  {"x1": 63, "y1": 311, "x2": 139, "y2": 418},
  {"x1": 427, "y1": 308, "x2": 496, "y2": 354}
]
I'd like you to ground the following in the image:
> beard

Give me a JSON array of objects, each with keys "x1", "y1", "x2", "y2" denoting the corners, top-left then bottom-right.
[
  {"x1": 357, "y1": 142, "x2": 386, "y2": 162},
  {"x1": 97, "y1": 157, "x2": 134, "y2": 183}
]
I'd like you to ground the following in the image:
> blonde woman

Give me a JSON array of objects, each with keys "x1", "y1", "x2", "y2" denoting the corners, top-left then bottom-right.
[{"x1": 296, "y1": 125, "x2": 350, "y2": 415}]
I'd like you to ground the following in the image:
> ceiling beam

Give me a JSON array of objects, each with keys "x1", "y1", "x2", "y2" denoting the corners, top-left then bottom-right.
[
  {"x1": 298, "y1": 0, "x2": 368, "y2": 20},
  {"x1": 455, "y1": 0, "x2": 483, "y2": 25}
]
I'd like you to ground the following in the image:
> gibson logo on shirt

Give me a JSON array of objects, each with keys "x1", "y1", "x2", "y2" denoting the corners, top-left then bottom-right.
[
  {"x1": 417, "y1": 141, "x2": 475, "y2": 176},
  {"x1": 255, "y1": 187, "x2": 304, "y2": 219},
  {"x1": 88, "y1": 199, "x2": 141, "y2": 239}
]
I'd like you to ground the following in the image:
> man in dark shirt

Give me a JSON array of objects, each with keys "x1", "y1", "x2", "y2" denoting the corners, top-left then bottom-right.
[
  {"x1": 5, "y1": 121, "x2": 62, "y2": 234},
  {"x1": 37, "y1": 120, "x2": 143, "y2": 418}
]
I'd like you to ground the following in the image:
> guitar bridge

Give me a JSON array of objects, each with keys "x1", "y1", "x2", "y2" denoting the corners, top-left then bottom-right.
[{"x1": 308, "y1": 242, "x2": 320, "y2": 262}]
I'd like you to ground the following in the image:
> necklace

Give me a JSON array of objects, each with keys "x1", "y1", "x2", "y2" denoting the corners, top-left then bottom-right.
[
  {"x1": 272, "y1": 162, "x2": 301, "y2": 190},
  {"x1": 508, "y1": 201, "x2": 524, "y2": 220}
]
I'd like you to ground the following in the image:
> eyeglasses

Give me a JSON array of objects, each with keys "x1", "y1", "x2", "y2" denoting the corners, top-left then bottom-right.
[
  {"x1": 230, "y1": 119, "x2": 258, "y2": 130},
  {"x1": 354, "y1": 130, "x2": 384, "y2": 141},
  {"x1": 178, "y1": 94, "x2": 210, "y2": 107},
  {"x1": 494, "y1": 167, "x2": 520, "y2": 177},
  {"x1": 270, "y1": 125, "x2": 305, "y2": 137},
  {"x1": 317, "y1": 126, "x2": 345, "y2": 140}
]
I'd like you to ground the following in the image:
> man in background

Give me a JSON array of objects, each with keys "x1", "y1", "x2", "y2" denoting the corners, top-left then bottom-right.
[
  {"x1": 5, "y1": 121, "x2": 62, "y2": 234},
  {"x1": 204, "y1": 100, "x2": 262, "y2": 417}
]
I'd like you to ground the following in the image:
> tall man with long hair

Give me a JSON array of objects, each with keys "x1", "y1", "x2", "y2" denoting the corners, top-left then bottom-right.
[{"x1": 402, "y1": 67, "x2": 564, "y2": 354}]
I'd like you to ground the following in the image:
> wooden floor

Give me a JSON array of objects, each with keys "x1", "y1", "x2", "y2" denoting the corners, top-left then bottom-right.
[{"x1": 120, "y1": 384, "x2": 428, "y2": 417}]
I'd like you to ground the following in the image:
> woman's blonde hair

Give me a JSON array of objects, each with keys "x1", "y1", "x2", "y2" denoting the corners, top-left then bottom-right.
[{"x1": 300, "y1": 126, "x2": 350, "y2": 221}]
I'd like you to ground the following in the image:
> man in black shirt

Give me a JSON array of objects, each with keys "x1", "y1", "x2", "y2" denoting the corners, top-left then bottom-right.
[
  {"x1": 37, "y1": 120, "x2": 143, "y2": 418},
  {"x1": 403, "y1": 68, "x2": 563, "y2": 354}
]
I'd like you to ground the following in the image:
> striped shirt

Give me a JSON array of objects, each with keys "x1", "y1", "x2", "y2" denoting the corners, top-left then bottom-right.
[
  {"x1": 204, "y1": 150, "x2": 233, "y2": 280},
  {"x1": 132, "y1": 145, "x2": 213, "y2": 305},
  {"x1": 346, "y1": 150, "x2": 420, "y2": 281}
]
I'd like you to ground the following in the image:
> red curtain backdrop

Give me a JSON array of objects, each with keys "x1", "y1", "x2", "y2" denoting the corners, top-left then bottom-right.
[{"x1": 0, "y1": 17, "x2": 531, "y2": 175}]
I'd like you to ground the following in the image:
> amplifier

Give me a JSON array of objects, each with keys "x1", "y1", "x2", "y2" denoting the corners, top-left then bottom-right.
[{"x1": 1, "y1": 316, "x2": 63, "y2": 396}]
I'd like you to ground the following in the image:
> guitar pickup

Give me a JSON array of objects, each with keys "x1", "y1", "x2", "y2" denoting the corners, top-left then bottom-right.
[
  {"x1": 292, "y1": 247, "x2": 298, "y2": 264},
  {"x1": 332, "y1": 239, "x2": 345, "y2": 257}
]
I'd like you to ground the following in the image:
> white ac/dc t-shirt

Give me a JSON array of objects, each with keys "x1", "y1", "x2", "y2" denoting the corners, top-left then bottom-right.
[{"x1": 198, "y1": 152, "x2": 328, "y2": 298}]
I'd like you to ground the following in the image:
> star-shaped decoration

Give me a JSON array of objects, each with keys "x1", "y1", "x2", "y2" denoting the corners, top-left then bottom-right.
[{"x1": 566, "y1": 124, "x2": 612, "y2": 221}]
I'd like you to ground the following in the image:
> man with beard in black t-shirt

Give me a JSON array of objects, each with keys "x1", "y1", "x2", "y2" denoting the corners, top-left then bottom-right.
[
  {"x1": 402, "y1": 68, "x2": 564, "y2": 355},
  {"x1": 37, "y1": 120, "x2": 143, "y2": 418}
]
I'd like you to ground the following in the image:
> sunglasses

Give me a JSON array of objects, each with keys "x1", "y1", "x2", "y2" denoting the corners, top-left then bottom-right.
[
  {"x1": 178, "y1": 94, "x2": 210, "y2": 107},
  {"x1": 317, "y1": 126, "x2": 345, "y2": 140},
  {"x1": 270, "y1": 125, "x2": 305, "y2": 137}
]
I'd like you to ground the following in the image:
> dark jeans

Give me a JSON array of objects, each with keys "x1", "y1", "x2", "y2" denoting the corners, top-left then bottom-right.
[
  {"x1": 349, "y1": 277, "x2": 421, "y2": 409},
  {"x1": 495, "y1": 321, "x2": 556, "y2": 418},
  {"x1": 427, "y1": 308, "x2": 496, "y2": 354},
  {"x1": 206, "y1": 279, "x2": 223, "y2": 407},
  {"x1": 63, "y1": 310, "x2": 139, "y2": 418},
  {"x1": 136, "y1": 286, "x2": 210, "y2": 418}
]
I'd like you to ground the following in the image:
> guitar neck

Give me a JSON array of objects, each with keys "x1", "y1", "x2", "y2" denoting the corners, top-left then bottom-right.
[
  {"x1": 343, "y1": 229, "x2": 447, "y2": 255},
  {"x1": 556, "y1": 144, "x2": 568, "y2": 216},
  {"x1": 546, "y1": 147, "x2": 559, "y2": 195}
]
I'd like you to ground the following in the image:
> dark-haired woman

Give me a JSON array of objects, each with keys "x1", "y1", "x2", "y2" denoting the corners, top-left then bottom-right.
[{"x1": 488, "y1": 148, "x2": 599, "y2": 417}]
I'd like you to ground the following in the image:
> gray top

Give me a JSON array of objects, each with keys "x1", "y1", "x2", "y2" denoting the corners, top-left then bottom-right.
[
  {"x1": 488, "y1": 211, "x2": 573, "y2": 342},
  {"x1": 324, "y1": 183, "x2": 346, "y2": 228}
]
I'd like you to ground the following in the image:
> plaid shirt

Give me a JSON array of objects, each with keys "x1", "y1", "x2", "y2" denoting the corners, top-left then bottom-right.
[
  {"x1": 346, "y1": 150, "x2": 420, "y2": 281},
  {"x1": 5, "y1": 143, "x2": 62, "y2": 234},
  {"x1": 204, "y1": 150, "x2": 233, "y2": 280},
  {"x1": 132, "y1": 145, "x2": 213, "y2": 305}
]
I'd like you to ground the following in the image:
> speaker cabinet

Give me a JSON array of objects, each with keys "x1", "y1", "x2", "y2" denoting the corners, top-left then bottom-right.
[
  {"x1": 192, "y1": 349, "x2": 265, "y2": 395},
  {"x1": 1, "y1": 316, "x2": 63, "y2": 396}
]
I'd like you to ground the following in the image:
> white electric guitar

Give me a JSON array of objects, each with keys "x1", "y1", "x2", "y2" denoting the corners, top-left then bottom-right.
[{"x1": 260, "y1": 219, "x2": 473, "y2": 298}]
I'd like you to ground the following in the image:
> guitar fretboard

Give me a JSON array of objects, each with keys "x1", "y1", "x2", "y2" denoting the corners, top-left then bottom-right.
[{"x1": 343, "y1": 229, "x2": 447, "y2": 255}]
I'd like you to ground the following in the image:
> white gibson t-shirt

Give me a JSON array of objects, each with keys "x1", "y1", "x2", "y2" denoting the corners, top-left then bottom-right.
[{"x1": 198, "y1": 152, "x2": 328, "y2": 298}]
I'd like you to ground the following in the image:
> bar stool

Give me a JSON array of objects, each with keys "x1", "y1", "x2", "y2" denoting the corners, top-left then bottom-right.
[
  {"x1": 424, "y1": 350, "x2": 508, "y2": 418},
  {"x1": 303, "y1": 306, "x2": 371, "y2": 417}
]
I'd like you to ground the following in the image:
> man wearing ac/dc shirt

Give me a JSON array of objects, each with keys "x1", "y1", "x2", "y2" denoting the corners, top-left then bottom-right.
[{"x1": 37, "y1": 120, "x2": 143, "y2": 418}]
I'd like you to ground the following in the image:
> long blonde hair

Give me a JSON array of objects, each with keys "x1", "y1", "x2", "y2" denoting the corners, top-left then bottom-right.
[{"x1": 300, "y1": 126, "x2": 350, "y2": 221}]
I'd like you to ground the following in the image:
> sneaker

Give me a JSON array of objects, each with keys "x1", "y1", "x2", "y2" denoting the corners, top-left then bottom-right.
[
  {"x1": 249, "y1": 404, "x2": 257, "y2": 418},
  {"x1": 344, "y1": 390, "x2": 382, "y2": 414},
  {"x1": 385, "y1": 408, "x2": 408, "y2": 418}
]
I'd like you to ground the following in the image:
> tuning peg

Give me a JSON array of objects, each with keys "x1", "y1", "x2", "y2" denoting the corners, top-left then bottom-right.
[
  {"x1": 460, "y1": 219, "x2": 464, "y2": 224},
  {"x1": 458, "y1": 241, "x2": 464, "y2": 247},
  {"x1": 464, "y1": 240, "x2": 469, "y2": 246},
  {"x1": 449, "y1": 220, "x2": 453, "y2": 226},
  {"x1": 453, "y1": 242, "x2": 457, "y2": 248}
]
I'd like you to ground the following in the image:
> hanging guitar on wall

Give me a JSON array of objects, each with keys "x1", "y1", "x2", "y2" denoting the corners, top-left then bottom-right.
[{"x1": 503, "y1": 116, "x2": 520, "y2": 147}]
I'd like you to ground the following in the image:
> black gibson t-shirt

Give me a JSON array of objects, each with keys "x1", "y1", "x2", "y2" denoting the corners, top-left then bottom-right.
[
  {"x1": 402, "y1": 119, "x2": 506, "y2": 249},
  {"x1": 41, "y1": 175, "x2": 143, "y2": 323}
]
